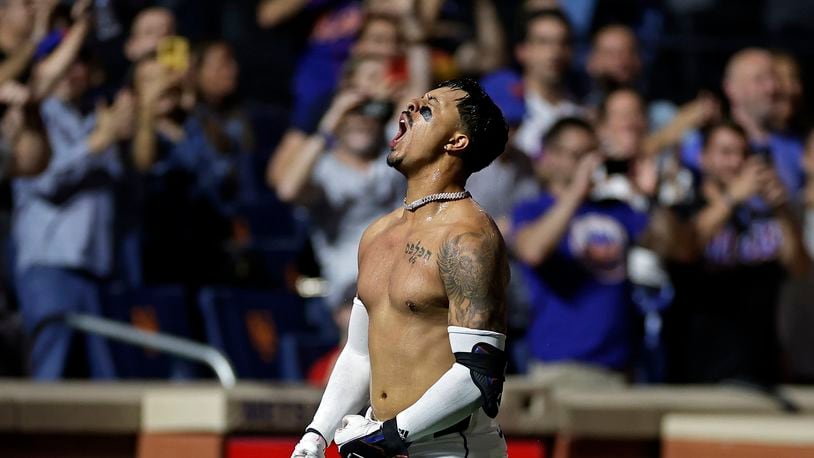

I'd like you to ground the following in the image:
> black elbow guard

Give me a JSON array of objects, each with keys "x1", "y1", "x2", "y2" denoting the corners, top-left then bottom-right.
[{"x1": 454, "y1": 342, "x2": 507, "y2": 418}]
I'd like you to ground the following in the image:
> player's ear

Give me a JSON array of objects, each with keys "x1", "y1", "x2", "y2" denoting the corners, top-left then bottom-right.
[{"x1": 444, "y1": 133, "x2": 469, "y2": 155}]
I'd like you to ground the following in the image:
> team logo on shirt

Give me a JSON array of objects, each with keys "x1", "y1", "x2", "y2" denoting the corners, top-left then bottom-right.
[
  {"x1": 705, "y1": 218, "x2": 783, "y2": 265},
  {"x1": 568, "y1": 213, "x2": 628, "y2": 283}
]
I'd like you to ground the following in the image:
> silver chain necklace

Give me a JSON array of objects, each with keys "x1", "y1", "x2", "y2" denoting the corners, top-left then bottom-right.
[{"x1": 403, "y1": 190, "x2": 471, "y2": 212}]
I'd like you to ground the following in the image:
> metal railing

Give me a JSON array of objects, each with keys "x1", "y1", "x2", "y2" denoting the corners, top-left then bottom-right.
[{"x1": 33, "y1": 313, "x2": 237, "y2": 388}]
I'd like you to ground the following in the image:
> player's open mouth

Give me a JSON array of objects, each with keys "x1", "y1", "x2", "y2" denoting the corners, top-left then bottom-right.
[{"x1": 390, "y1": 112, "x2": 410, "y2": 148}]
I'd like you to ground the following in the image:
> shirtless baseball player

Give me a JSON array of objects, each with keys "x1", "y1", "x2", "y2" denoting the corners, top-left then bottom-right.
[{"x1": 292, "y1": 78, "x2": 510, "y2": 458}]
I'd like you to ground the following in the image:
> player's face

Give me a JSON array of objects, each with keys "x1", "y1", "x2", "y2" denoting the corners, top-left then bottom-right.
[{"x1": 387, "y1": 86, "x2": 467, "y2": 174}]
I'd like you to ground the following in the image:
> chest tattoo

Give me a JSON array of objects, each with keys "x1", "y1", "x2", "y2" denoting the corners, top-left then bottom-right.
[{"x1": 405, "y1": 241, "x2": 432, "y2": 264}]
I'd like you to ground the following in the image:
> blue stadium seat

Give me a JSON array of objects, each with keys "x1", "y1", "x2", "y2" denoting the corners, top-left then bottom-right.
[
  {"x1": 197, "y1": 286, "x2": 307, "y2": 381},
  {"x1": 235, "y1": 197, "x2": 308, "y2": 242},
  {"x1": 231, "y1": 197, "x2": 308, "y2": 288},
  {"x1": 104, "y1": 284, "x2": 197, "y2": 379}
]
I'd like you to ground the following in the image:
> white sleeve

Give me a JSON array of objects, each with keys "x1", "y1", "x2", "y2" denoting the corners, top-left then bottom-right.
[
  {"x1": 394, "y1": 326, "x2": 506, "y2": 442},
  {"x1": 306, "y1": 297, "x2": 371, "y2": 444}
]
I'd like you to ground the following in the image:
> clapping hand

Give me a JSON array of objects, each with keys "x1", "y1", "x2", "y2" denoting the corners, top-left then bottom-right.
[
  {"x1": 726, "y1": 156, "x2": 764, "y2": 205},
  {"x1": 89, "y1": 90, "x2": 135, "y2": 153}
]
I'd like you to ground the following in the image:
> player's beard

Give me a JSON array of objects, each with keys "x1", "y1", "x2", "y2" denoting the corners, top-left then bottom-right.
[{"x1": 386, "y1": 150, "x2": 403, "y2": 170}]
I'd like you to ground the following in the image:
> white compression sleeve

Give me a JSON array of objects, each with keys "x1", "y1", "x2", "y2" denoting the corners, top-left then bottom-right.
[
  {"x1": 394, "y1": 326, "x2": 506, "y2": 442},
  {"x1": 307, "y1": 297, "x2": 371, "y2": 444}
]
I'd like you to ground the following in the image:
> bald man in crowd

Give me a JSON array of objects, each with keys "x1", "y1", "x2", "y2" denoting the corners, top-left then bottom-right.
[
  {"x1": 682, "y1": 47, "x2": 804, "y2": 195},
  {"x1": 725, "y1": 49, "x2": 780, "y2": 143}
]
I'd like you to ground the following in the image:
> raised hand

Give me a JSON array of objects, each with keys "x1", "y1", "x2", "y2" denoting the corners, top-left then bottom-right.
[
  {"x1": 758, "y1": 167, "x2": 788, "y2": 209},
  {"x1": 726, "y1": 156, "x2": 763, "y2": 204},
  {"x1": 135, "y1": 59, "x2": 183, "y2": 110},
  {"x1": 0, "y1": 81, "x2": 32, "y2": 143},
  {"x1": 317, "y1": 90, "x2": 367, "y2": 135},
  {"x1": 566, "y1": 152, "x2": 602, "y2": 202},
  {"x1": 680, "y1": 92, "x2": 721, "y2": 129},
  {"x1": 71, "y1": 0, "x2": 93, "y2": 21},
  {"x1": 90, "y1": 90, "x2": 136, "y2": 153},
  {"x1": 110, "y1": 90, "x2": 136, "y2": 140},
  {"x1": 0, "y1": 80, "x2": 31, "y2": 106}
]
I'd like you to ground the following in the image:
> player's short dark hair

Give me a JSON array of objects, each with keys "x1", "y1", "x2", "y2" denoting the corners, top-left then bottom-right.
[
  {"x1": 543, "y1": 116, "x2": 595, "y2": 147},
  {"x1": 436, "y1": 78, "x2": 508, "y2": 174},
  {"x1": 518, "y1": 8, "x2": 573, "y2": 43},
  {"x1": 701, "y1": 119, "x2": 748, "y2": 150}
]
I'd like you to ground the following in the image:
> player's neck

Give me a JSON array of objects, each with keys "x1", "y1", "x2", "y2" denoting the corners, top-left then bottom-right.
[{"x1": 404, "y1": 169, "x2": 466, "y2": 205}]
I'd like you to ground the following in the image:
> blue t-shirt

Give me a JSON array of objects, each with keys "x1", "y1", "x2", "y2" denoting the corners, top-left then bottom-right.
[
  {"x1": 512, "y1": 193, "x2": 648, "y2": 370},
  {"x1": 290, "y1": 1, "x2": 363, "y2": 132}
]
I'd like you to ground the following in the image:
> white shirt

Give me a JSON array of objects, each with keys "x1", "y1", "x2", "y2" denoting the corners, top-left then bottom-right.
[
  {"x1": 307, "y1": 151, "x2": 405, "y2": 308},
  {"x1": 514, "y1": 89, "x2": 583, "y2": 158}
]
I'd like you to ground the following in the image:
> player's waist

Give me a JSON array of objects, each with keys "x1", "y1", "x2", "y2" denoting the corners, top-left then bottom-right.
[
  {"x1": 432, "y1": 415, "x2": 471, "y2": 438},
  {"x1": 363, "y1": 404, "x2": 498, "y2": 442},
  {"x1": 363, "y1": 406, "x2": 468, "y2": 438}
]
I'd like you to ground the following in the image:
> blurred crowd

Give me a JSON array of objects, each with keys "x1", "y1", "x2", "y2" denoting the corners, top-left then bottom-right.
[{"x1": 0, "y1": 0, "x2": 813, "y2": 391}]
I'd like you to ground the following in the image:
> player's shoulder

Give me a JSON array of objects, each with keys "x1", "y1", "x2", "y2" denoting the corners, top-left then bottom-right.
[
  {"x1": 450, "y1": 201, "x2": 503, "y2": 238},
  {"x1": 359, "y1": 208, "x2": 401, "y2": 253},
  {"x1": 441, "y1": 204, "x2": 505, "y2": 255}
]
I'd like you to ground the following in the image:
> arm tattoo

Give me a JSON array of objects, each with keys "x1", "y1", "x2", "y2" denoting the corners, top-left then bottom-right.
[{"x1": 438, "y1": 230, "x2": 509, "y2": 332}]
